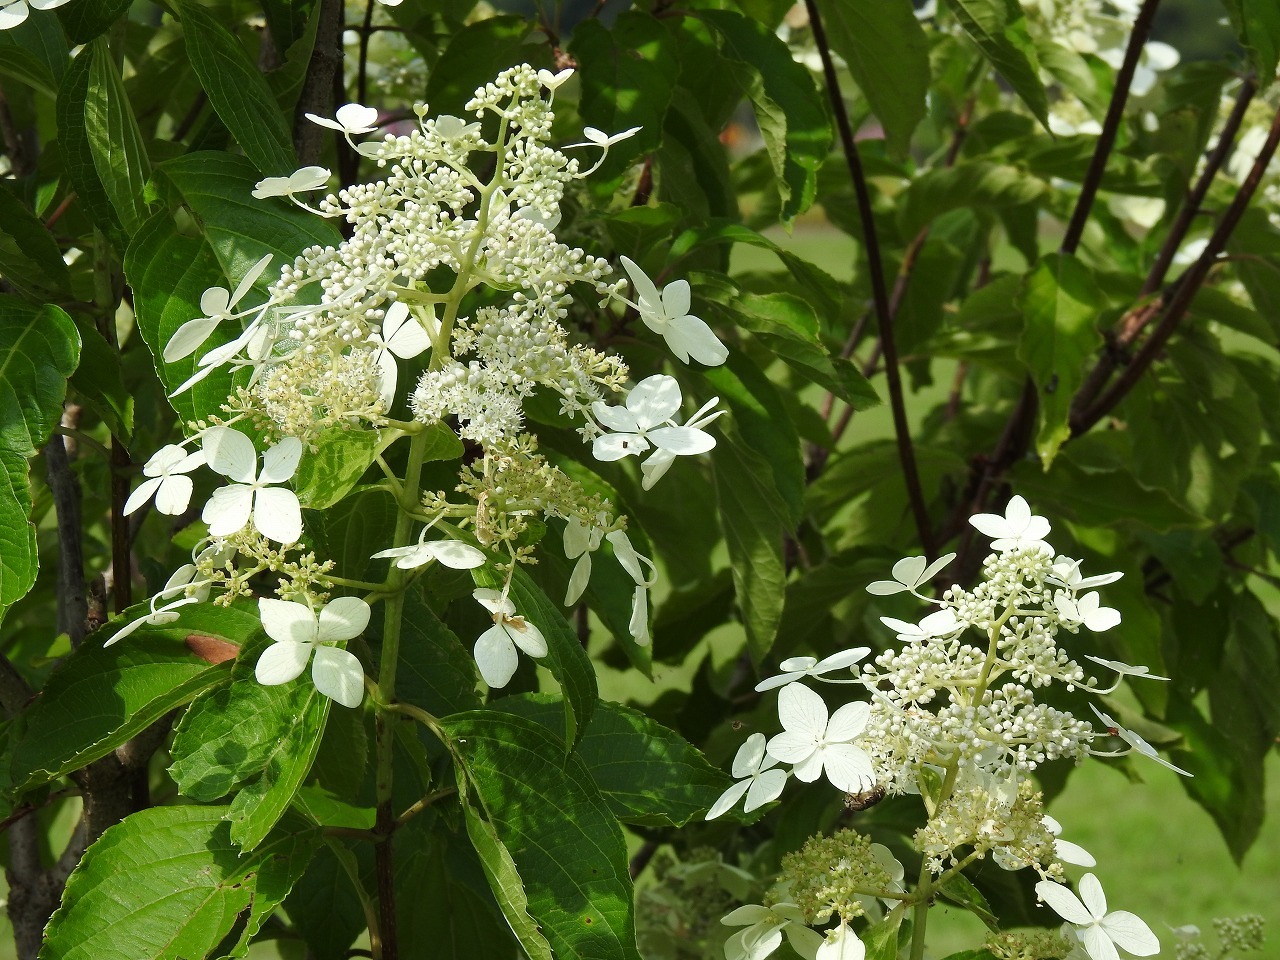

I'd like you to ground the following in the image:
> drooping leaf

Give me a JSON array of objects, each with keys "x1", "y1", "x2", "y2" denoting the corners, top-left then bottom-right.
[
  {"x1": 491, "y1": 694, "x2": 732, "y2": 827},
  {"x1": 56, "y1": 47, "x2": 125, "y2": 248},
  {"x1": 814, "y1": 0, "x2": 930, "y2": 156},
  {"x1": 700, "y1": 9, "x2": 833, "y2": 220},
  {"x1": 387, "y1": 584, "x2": 482, "y2": 718},
  {"x1": 447, "y1": 711, "x2": 642, "y2": 960},
  {"x1": 424, "y1": 16, "x2": 544, "y2": 118},
  {"x1": 0, "y1": 14, "x2": 65, "y2": 98},
  {"x1": 56, "y1": 0, "x2": 132, "y2": 44},
  {"x1": 462, "y1": 802, "x2": 556, "y2": 960},
  {"x1": 1016, "y1": 253, "x2": 1104, "y2": 466},
  {"x1": 41, "y1": 805, "x2": 317, "y2": 960},
  {"x1": 0, "y1": 301, "x2": 79, "y2": 628},
  {"x1": 85, "y1": 38, "x2": 153, "y2": 236},
  {"x1": 943, "y1": 0, "x2": 1049, "y2": 127},
  {"x1": 9, "y1": 601, "x2": 253, "y2": 790},
  {"x1": 284, "y1": 841, "x2": 375, "y2": 960},
  {"x1": 177, "y1": 0, "x2": 297, "y2": 176}
]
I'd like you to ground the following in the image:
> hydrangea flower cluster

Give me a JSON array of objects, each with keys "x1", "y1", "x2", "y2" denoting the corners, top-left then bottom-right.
[
  {"x1": 116, "y1": 65, "x2": 725, "y2": 708},
  {"x1": 708, "y1": 496, "x2": 1182, "y2": 960}
]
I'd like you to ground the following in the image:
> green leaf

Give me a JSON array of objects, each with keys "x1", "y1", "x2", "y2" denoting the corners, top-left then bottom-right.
[
  {"x1": 41, "y1": 805, "x2": 317, "y2": 960},
  {"x1": 0, "y1": 188, "x2": 71, "y2": 298},
  {"x1": 389, "y1": 585, "x2": 481, "y2": 718},
  {"x1": 56, "y1": 0, "x2": 132, "y2": 44},
  {"x1": 447, "y1": 711, "x2": 641, "y2": 960},
  {"x1": 462, "y1": 802, "x2": 556, "y2": 960},
  {"x1": 862, "y1": 909, "x2": 906, "y2": 960},
  {"x1": 937, "y1": 874, "x2": 999, "y2": 930},
  {"x1": 285, "y1": 841, "x2": 375, "y2": 960},
  {"x1": 424, "y1": 16, "x2": 543, "y2": 118},
  {"x1": 415, "y1": 829, "x2": 522, "y2": 960},
  {"x1": 67, "y1": 317, "x2": 133, "y2": 439},
  {"x1": 491, "y1": 695, "x2": 733, "y2": 827},
  {"x1": 0, "y1": 300, "x2": 79, "y2": 627},
  {"x1": 0, "y1": 15, "x2": 66, "y2": 98},
  {"x1": 471, "y1": 565, "x2": 597, "y2": 752},
  {"x1": 1010, "y1": 456, "x2": 1202, "y2": 532},
  {"x1": 814, "y1": 0, "x2": 929, "y2": 156},
  {"x1": 86, "y1": 38, "x2": 153, "y2": 236},
  {"x1": 56, "y1": 47, "x2": 125, "y2": 248},
  {"x1": 710, "y1": 415, "x2": 790, "y2": 661},
  {"x1": 1218, "y1": 0, "x2": 1280, "y2": 88},
  {"x1": 898, "y1": 161, "x2": 1047, "y2": 237},
  {"x1": 731, "y1": 292, "x2": 880, "y2": 408},
  {"x1": 571, "y1": 14, "x2": 675, "y2": 186},
  {"x1": 700, "y1": 10, "x2": 833, "y2": 220},
  {"x1": 169, "y1": 643, "x2": 333, "y2": 850},
  {"x1": 944, "y1": 0, "x2": 1049, "y2": 127},
  {"x1": 1016, "y1": 253, "x2": 1104, "y2": 466},
  {"x1": 178, "y1": 0, "x2": 297, "y2": 176},
  {"x1": 8, "y1": 601, "x2": 252, "y2": 790},
  {"x1": 294, "y1": 427, "x2": 383, "y2": 509}
]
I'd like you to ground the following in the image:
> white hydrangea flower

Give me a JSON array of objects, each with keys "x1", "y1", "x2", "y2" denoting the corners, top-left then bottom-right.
[
  {"x1": 1089, "y1": 705, "x2": 1190, "y2": 776},
  {"x1": 371, "y1": 302, "x2": 435, "y2": 406},
  {"x1": 636, "y1": 394, "x2": 722, "y2": 490},
  {"x1": 604, "y1": 530, "x2": 657, "y2": 646},
  {"x1": 767, "y1": 683, "x2": 875, "y2": 794},
  {"x1": 616, "y1": 256, "x2": 728, "y2": 365},
  {"x1": 200, "y1": 428, "x2": 303, "y2": 544},
  {"x1": 562, "y1": 517, "x2": 605, "y2": 606},
  {"x1": 1047, "y1": 557, "x2": 1123, "y2": 593},
  {"x1": 755, "y1": 647, "x2": 870, "y2": 692},
  {"x1": 721, "y1": 903, "x2": 820, "y2": 960},
  {"x1": 969, "y1": 495, "x2": 1052, "y2": 553},
  {"x1": 1035, "y1": 874, "x2": 1159, "y2": 960},
  {"x1": 537, "y1": 67, "x2": 574, "y2": 95},
  {"x1": 866, "y1": 552, "x2": 956, "y2": 596},
  {"x1": 103, "y1": 563, "x2": 210, "y2": 647},
  {"x1": 591, "y1": 375, "x2": 718, "y2": 467},
  {"x1": 255, "y1": 597, "x2": 370, "y2": 708},
  {"x1": 306, "y1": 102, "x2": 380, "y2": 137},
  {"x1": 164, "y1": 254, "x2": 274, "y2": 363},
  {"x1": 878, "y1": 607, "x2": 963, "y2": 641},
  {"x1": 0, "y1": 0, "x2": 71, "y2": 30},
  {"x1": 124, "y1": 443, "x2": 206, "y2": 516},
  {"x1": 1055, "y1": 591, "x2": 1121, "y2": 632},
  {"x1": 566, "y1": 125, "x2": 641, "y2": 176},
  {"x1": 1083, "y1": 656, "x2": 1168, "y2": 682},
  {"x1": 705, "y1": 733, "x2": 788, "y2": 820},
  {"x1": 473, "y1": 588, "x2": 548, "y2": 688},
  {"x1": 252, "y1": 165, "x2": 332, "y2": 201},
  {"x1": 371, "y1": 537, "x2": 485, "y2": 571}
]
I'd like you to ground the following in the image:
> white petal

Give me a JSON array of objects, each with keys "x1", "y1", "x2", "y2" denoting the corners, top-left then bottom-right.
[
  {"x1": 317, "y1": 596, "x2": 372, "y2": 641},
  {"x1": 816, "y1": 922, "x2": 865, "y2": 960},
  {"x1": 890, "y1": 556, "x2": 927, "y2": 588},
  {"x1": 200, "y1": 286, "x2": 232, "y2": 318},
  {"x1": 230, "y1": 253, "x2": 274, "y2": 308},
  {"x1": 639, "y1": 449, "x2": 676, "y2": 490},
  {"x1": 508, "y1": 619, "x2": 547, "y2": 658},
  {"x1": 705, "y1": 779, "x2": 752, "y2": 820},
  {"x1": 1024, "y1": 516, "x2": 1053, "y2": 542},
  {"x1": 124, "y1": 476, "x2": 163, "y2": 516},
  {"x1": 865, "y1": 580, "x2": 909, "y2": 596},
  {"x1": 619, "y1": 256, "x2": 663, "y2": 316},
  {"x1": 253, "y1": 487, "x2": 302, "y2": 544},
  {"x1": 626, "y1": 375, "x2": 682, "y2": 428},
  {"x1": 203, "y1": 427, "x2": 258, "y2": 482},
  {"x1": 305, "y1": 112, "x2": 344, "y2": 132},
  {"x1": 968, "y1": 511, "x2": 1011, "y2": 538},
  {"x1": 258, "y1": 597, "x2": 318, "y2": 644},
  {"x1": 661, "y1": 279, "x2": 691, "y2": 319},
  {"x1": 475, "y1": 626, "x2": 518, "y2": 688},
  {"x1": 628, "y1": 584, "x2": 650, "y2": 646},
  {"x1": 1099, "y1": 912, "x2": 1160, "y2": 956},
  {"x1": 778, "y1": 656, "x2": 819, "y2": 672},
  {"x1": 0, "y1": 2, "x2": 29, "y2": 29},
  {"x1": 666, "y1": 315, "x2": 728, "y2": 366},
  {"x1": 754, "y1": 671, "x2": 805, "y2": 693},
  {"x1": 742, "y1": 769, "x2": 788, "y2": 811},
  {"x1": 820, "y1": 743, "x2": 875, "y2": 793},
  {"x1": 154, "y1": 475, "x2": 194, "y2": 515},
  {"x1": 164, "y1": 315, "x2": 223, "y2": 362},
  {"x1": 427, "y1": 540, "x2": 486, "y2": 569},
  {"x1": 1006, "y1": 495, "x2": 1031, "y2": 529},
  {"x1": 1078, "y1": 873, "x2": 1108, "y2": 920},
  {"x1": 565, "y1": 553, "x2": 592, "y2": 605},
  {"x1": 203, "y1": 484, "x2": 254, "y2": 536},
  {"x1": 920, "y1": 608, "x2": 962, "y2": 636},
  {"x1": 813, "y1": 648, "x2": 870, "y2": 674},
  {"x1": 384, "y1": 303, "x2": 432, "y2": 358},
  {"x1": 732, "y1": 733, "x2": 770, "y2": 778},
  {"x1": 1036, "y1": 880, "x2": 1094, "y2": 926},
  {"x1": 1079, "y1": 925, "x2": 1121, "y2": 960},
  {"x1": 605, "y1": 530, "x2": 653, "y2": 585},
  {"x1": 335, "y1": 102, "x2": 380, "y2": 133},
  {"x1": 591, "y1": 400, "x2": 641, "y2": 433},
  {"x1": 1056, "y1": 838, "x2": 1096, "y2": 867},
  {"x1": 473, "y1": 588, "x2": 515, "y2": 617},
  {"x1": 256, "y1": 641, "x2": 312, "y2": 685},
  {"x1": 790, "y1": 750, "x2": 825, "y2": 783},
  {"x1": 777, "y1": 682, "x2": 828, "y2": 737},
  {"x1": 650, "y1": 425, "x2": 716, "y2": 455},
  {"x1": 592, "y1": 433, "x2": 648, "y2": 461},
  {"x1": 721, "y1": 905, "x2": 773, "y2": 927},
  {"x1": 826, "y1": 701, "x2": 870, "y2": 741},
  {"x1": 312, "y1": 646, "x2": 365, "y2": 707},
  {"x1": 377, "y1": 349, "x2": 398, "y2": 407},
  {"x1": 260, "y1": 437, "x2": 303, "y2": 483}
]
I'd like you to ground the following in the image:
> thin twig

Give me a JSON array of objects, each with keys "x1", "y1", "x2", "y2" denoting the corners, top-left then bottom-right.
[
  {"x1": 45, "y1": 421, "x2": 88, "y2": 647},
  {"x1": 1059, "y1": 0, "x2": 1163, "y2": 255},
  {"x1": 803, "y1": 0, "x2": 932, "y2": 555},
  {"x1": 1076, "y1": 102, "x2": 1280, "y2": 432},
  {"x1": 293, "y1": 0, "x2": 345, "y2": 166}
]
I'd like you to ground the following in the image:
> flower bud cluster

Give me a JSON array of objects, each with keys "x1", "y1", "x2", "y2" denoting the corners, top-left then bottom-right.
[{"x1": 777, "y1": 829, "x2": 902, "y2": 925}]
